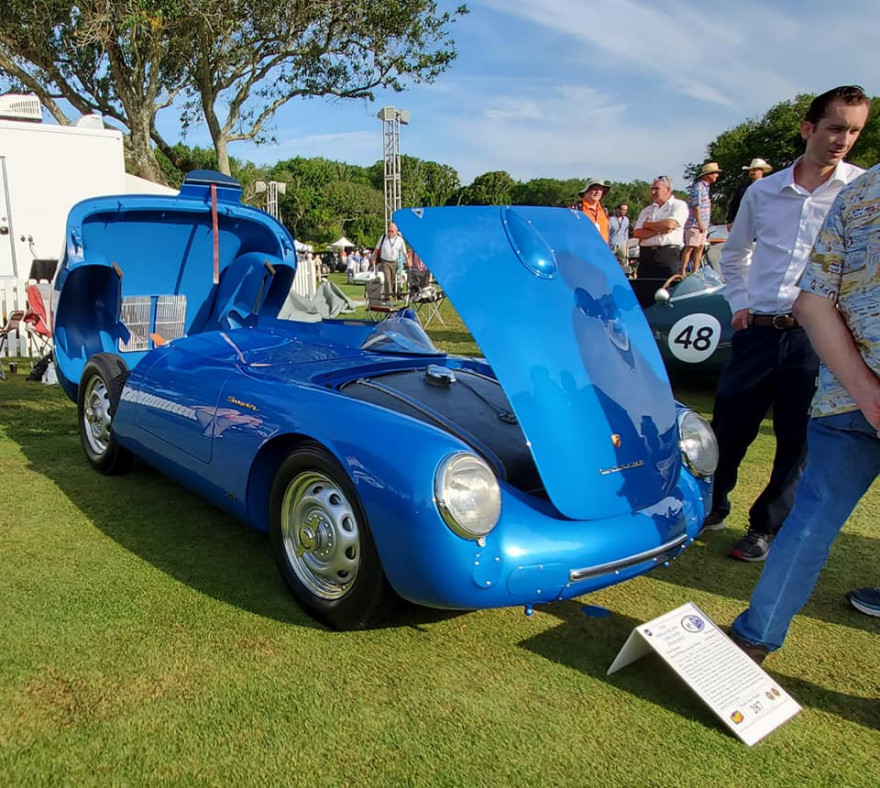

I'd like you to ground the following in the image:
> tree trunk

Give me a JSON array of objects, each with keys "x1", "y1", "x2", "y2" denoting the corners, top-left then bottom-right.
[
  {"x1": 215, "y1": 137, "x2": 231, "y2": 176},
  {"x1": 125, "y1": 106, "x2": 166, "y2": 183}
]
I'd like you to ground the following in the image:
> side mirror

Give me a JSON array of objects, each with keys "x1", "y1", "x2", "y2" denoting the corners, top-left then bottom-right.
[
  {"x1": 654, "y1": 273, "x2": 684, "y2": 305},
  {"x1": 654, "y1": 287, "x2": 672, "y2": 305}
]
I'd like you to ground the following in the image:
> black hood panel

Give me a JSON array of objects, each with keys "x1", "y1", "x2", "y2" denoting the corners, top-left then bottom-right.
[{"x1": 341, "y1": 367, "x2": 544, "y2": 497}]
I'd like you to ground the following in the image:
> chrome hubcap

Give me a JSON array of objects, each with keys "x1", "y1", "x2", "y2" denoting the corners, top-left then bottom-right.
[
  {"x1": 83, "y1": 376, "x2": 112, "y2": 455},
  {"x1": 281, "y1": 471, "x2": 360, "y2": 599}
]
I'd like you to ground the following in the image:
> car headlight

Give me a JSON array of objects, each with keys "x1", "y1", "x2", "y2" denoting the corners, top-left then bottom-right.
[
  {"x1": 678, "y1": 409, "x2": 718, "y2": 478},
  {"x1": 434, "y1": 453, "x2": 502, "y2": 540}
]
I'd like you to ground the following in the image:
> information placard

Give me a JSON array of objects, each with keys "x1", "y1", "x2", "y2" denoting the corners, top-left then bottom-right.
[{"x1": 608, "y1": 602, "x2": 801, "y2": 746}]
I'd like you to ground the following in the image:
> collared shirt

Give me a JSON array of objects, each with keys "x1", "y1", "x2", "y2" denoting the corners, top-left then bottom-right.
[
  {"x1": 685, "y1": 179, "x2": 710, "y2": 230},
  {"x1": 634, "y1": 196, "x2": 689, "y2": 247},
  {"x1": 799, "y1": 164, "x2": 880, "y2": 417},
  {"x1": 578, "y1": 198, "x2": 609, "y2": 242},
  {"x1": 720, "y1": 157, "x2": 864, "y2": 315},
  {"x1": 376, "y1": 233, "x2": 406, "y2": 262},
  {"x1": 608, "y1": 214, "x2": 629, "y2": 249}
]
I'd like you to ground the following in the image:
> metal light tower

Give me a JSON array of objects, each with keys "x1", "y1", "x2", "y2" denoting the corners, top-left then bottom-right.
[
  {"x1": 254, "y1": 179, "x2": 287, "y2": 221},
  {"x1": 377, "y1": 106, "x2": 410, "y2": 227}
]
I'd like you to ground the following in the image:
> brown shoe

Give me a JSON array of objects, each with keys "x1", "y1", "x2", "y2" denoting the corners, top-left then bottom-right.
[{"x1": 729, "y1": 631, "x2": 769, "y2": 665}]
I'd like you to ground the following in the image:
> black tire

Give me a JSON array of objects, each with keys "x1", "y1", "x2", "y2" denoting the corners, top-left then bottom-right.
[
  {"x1": 268, "y1": 443, "x2": 397, "y2": 630},
  {"x1": 77, "y1": 353, "x2": 133, "y2": 475}
]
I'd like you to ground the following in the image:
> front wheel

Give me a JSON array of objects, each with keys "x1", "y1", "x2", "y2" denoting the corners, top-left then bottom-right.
[
  {"x1": 269, "y1": 443, "x2": 396, "y2": 629},
  {"x1": 77, "y1": 354, "x2": 133, "y2": 475}
]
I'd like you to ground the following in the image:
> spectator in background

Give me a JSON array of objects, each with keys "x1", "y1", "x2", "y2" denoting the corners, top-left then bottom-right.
[
  {"x1": 727, "y1": 158, "x2": 772, "y2": 230},
  {"x1": 681, "y1": 162, "x2": 721, "y2": 275},
  {"x1": 360, "y1": 250, "x2": 372, "y2": 273},
  {"x1": 729, "y1": 162, "x2": 880, "y2": 662},
  {"x1": 346, "y1": 249, "x2": 362, "y2": 282},
  {"x1": 608, "y1": 203, "x2": 631, "y2": 274},
  {"x1": 633, "y1": 176, "x2": 689, "y2": 279},
  {"x1": 574, "y1": 180, "x2": 611, "y2": 242},
  {"x1": 373, "y1": 223, "x2": 407, "y2": 300},
  {"x1": 704, "y1": 85, "x2": 869, "y2": 563}
]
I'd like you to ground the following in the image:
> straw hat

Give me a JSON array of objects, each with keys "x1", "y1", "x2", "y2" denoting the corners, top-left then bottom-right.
[
  {"x1": 699, "y1": 162, "x2": 722, "y2": 177},
  {"x1": 743, "y1": 157, "x2": 772, "y2": 172}
]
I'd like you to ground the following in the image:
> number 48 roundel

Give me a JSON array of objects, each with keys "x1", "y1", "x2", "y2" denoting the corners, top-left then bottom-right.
[{"x1": 667, "y1": 313, "x2": 721, "y2": 364}]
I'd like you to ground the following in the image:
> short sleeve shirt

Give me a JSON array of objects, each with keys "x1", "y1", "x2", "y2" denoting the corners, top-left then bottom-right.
[
  {"x1": 378, "y1": 234, "x2": 406, "y2": 262},
  {"x1": 799, "y1": 164, "x2": 880, "y2": 417},
  {"x1": 685, "y1": 180, "x2": 710, "y2": 230},
  {"x1": 634, "y1": 196, "x2": 689, "y2": 247}
]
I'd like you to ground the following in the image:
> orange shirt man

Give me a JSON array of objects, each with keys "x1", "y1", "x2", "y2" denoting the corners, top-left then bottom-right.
[{"x1": 575, "y1": 180, "x2": 610, "y2": 242}]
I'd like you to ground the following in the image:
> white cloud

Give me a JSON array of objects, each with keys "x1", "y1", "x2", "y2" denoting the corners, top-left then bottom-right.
[
  {"x1": 226, "y1": 0, "x2": 880, "y2": 189},
  {"x1": 246, "y1": 131, "x2": 376, "y2": 163},
  {"x1": 484, "y1": 98, "x2": 543, "y2": 120},
  {"x1": 428, "y1": 81, "x2": 715, "y2": 184},
  {"x1": 474, "y1": 0, "x2": 876, "y2": 112},
  {"x1": 432, "y1": 0, "x2": 880, "y2": 184}
]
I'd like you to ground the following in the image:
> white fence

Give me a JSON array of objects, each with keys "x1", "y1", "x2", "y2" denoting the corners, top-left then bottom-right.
[
  {"x1": 1, "y1": 257, "x2": 318, "y2": 360},
  {"x1": 293, "y1": 255, "x2": 318, "y2": 299}
]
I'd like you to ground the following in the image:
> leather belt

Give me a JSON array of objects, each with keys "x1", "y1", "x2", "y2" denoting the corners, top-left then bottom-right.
[{"x1": 750, "y1": 313, "x2": 800, "y2": 330}]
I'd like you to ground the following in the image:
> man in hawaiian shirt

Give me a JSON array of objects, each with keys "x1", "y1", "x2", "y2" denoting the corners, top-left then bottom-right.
[
  {"x1": 729, "y1": 163, "x2": 880, "y2": 661},
  {"x1": 681, "y1": 162, "x2": 721, "y2": 274}
]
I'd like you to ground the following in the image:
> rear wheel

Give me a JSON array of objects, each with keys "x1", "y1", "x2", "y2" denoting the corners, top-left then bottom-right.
[
  {"x1": 269, "y1": 443, "x2": 396, "y2": 629},
  {"x1": 77, "y1": 354, "x2": 133, "y2": 475}
]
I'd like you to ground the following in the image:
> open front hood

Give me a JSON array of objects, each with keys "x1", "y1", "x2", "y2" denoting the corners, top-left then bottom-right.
[{"x1": 394, "y1": 206, "x2": 680, "y2": 521}]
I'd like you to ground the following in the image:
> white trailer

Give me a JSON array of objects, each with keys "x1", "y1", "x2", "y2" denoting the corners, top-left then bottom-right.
[
  {"x1": 0, "y1": 95, "x2": 175, "y2": 362},
  {"x1": 0, "y1": 95, "x2": 174, "y2": 280}
]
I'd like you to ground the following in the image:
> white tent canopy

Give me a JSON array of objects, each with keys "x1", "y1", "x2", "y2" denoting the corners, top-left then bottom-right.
[{"x1": 328, "y1": 236, "x2": 355, "y2": 249}]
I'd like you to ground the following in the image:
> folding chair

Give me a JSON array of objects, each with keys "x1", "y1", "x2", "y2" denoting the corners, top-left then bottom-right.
[
  {"x1": 0, "y1": 284, "x2": 55, "y2": 381},
  {"x1": 406, "y1": 269, "x2": 446, "y2": 327},
  {"x1": 0, "y1": 308, "x2": 27, "y2": 380},
  {"x1": 24, "y1": 284, "x2": 52, "y2": 359},
  {"x1": 364, "y1": 277, "x2": 397, "y2": 321}
]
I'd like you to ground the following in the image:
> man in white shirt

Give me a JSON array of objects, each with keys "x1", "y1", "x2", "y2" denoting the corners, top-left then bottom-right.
[
  {"x1": 373, "y1": 223, "x2": 407, "y2": 301},
  {"x1": 633, "y1": 176, "x2": 689, "y2": 280},
  {"x1": 704, "y1": 85, "x2": 870, "y2": 563}
]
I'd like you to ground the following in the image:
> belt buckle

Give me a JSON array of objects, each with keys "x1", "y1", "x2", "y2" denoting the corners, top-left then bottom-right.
[{"x1": 771, "y1": 314, "x2": 790, "y2": 329}]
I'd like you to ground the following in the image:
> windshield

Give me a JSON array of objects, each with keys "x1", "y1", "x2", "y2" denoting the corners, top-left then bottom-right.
[{"x1": 360, "y1": 315, "x2": 444, "y2": 356}]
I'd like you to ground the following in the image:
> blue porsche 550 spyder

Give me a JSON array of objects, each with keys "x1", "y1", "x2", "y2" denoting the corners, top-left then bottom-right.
[{"x1": 52, "y1": 171, "x2": 717, "y2": 630}]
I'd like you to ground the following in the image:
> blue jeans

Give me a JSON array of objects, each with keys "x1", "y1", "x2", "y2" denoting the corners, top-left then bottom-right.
[{"x1": 731, "y1": 409, "x2": 880, "y2": 651}]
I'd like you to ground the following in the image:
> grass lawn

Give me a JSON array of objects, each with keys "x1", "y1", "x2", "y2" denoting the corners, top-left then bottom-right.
[{"x1": 1, "y1": 316, "x2": 878, "y2": 785}]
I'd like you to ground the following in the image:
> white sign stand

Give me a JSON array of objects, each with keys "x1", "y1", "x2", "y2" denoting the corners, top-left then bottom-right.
[{"x1": 608, "y1": 602, "x2": 801, "y2": 746}]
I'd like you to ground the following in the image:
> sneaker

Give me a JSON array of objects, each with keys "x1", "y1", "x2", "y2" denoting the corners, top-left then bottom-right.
[
  {"x1": 701, "y1": 511, "x2": 727, "y2": 532},
  {"x1": 846, "y1": 587, "x2": 880, "y2": 617},
  {"x1": 728, "y1": 631, "x2": 769, "y2": 665},
  {"x1": 729, "y1": 529, "x2": 773, "y2": 562}
]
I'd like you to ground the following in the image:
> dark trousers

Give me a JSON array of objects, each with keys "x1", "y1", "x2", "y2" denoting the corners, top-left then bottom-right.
[
  {"x1": 637, "y1": 245, "x2": 682, "y2": 279},
  {"x1": 710, "y1": 325, "x2": 818, "y2": 535},
  {"x1": 379, "y1": 259, "x2": 397, "y2": 299}
]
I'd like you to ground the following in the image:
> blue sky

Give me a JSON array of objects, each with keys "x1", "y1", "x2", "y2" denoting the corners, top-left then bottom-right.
[{"x1": 202, "y1": 0, "x2": 879, "y2": 188}]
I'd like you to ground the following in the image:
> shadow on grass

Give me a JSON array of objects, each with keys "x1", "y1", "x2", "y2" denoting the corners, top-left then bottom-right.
[
  {"x1": 520, "y1": 599, "x2": 880, "y2": 732},
  {"x1": 656, "y1": 529, "x2": 880, "y2": 637},
  {"x1": 2, "y1": 380, "x2": 464, "y2": 631}
]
